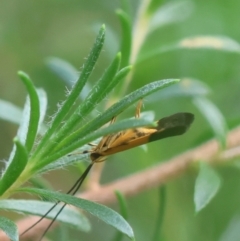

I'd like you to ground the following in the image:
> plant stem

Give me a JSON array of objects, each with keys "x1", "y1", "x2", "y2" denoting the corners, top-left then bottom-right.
[{"x1": 119, "y1": 0, "x2": 151, "y2": 96}]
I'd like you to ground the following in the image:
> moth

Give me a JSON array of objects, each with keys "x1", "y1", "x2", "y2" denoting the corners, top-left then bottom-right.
[
  {"x1": 22, "y1": 101, "x2": 194, "y2": 240},
  {"x1": 88, "y1": 114, "x2": 194, "y2": 163}
]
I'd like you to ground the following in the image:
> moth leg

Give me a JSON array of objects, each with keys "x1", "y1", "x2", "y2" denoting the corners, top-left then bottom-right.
[
  {"x1": 110, "y1": 116, "x2": 117, "y2": 124},
  {"x1": 88, "y1": 142, "x2": 97, "y2": 146},
  {"x1": 94, "y1": 156, "x2": 107, "y2": 163},
  {"x1": 135, "y1": 99, "x2": 143, "y2": 118},
  {"x1": 87, "y1": 116, "x2": 117, "y2": 188},
  {"x1": 94, "y1": 115, "x2": 117, "y2": 152},
  {"x1": 105, "y1": 131, "x2": 122, "y2": 148},
  {"x1": 67, "y1": 148, "x2": 92, "y2": 156}
]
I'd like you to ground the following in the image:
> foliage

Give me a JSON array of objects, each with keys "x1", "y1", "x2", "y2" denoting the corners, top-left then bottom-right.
[{"x1": 0, "y1": 0, "x2": 240, "y2": 241}]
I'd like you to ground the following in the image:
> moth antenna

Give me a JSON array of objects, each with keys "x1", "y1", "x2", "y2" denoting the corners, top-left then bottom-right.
[{"x1": 21, "y1": 163, "x2": 94, "y2": 240}]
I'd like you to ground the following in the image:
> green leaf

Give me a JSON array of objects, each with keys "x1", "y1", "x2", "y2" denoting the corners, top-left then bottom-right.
[
  {"x1": 0, "y1": 100, "x2": 22, "y2": 125},
  {"x1": 39, "y1": 148, "x2": 89, "y2": 173},
  {"x1": 0, "y1": 200, "x2": 90, "y2": 232},
  {"x1": 148, "y1": 1, "x2": 194, "y2": 32},
  {"x1": 52, "y1": 63, "x2": 132, "y2": 152},
  {"x1": 112, "y1": 191, "x2": 129, "y2": 241},
  {"x1": 120, "y1": 0, "x2": 132, "y2": 17},
  {"x1": 115, "y1": 66, "x2": 132, "y2": 83},
  {"x1": 46, "y1": 57, "x2": 79, "y2": 84},
  {"x1": 194, "y1": 162, "x2": 222, "y2": 212},
  {"x1": 82, "y1": 78, "x2": 178, "y2": 134},
  {"x1": 0, "y1": 138, "x2": 28, "y2": 195},
  {"x1": 193, "y1": 96, "x2": 228, "y2": 149},
  {"x1": 115, "y1": 191, "x2": 128, "y2": 220},
  {"x1": 15, "y1": 96, "x2": 31, "y2": 145},
  {"x1": 59, "y1": 78, "x2": 178, "y2": 150},
  {"x1": 177, "y1": 35, "x2": 240, "y2": 52},
  {"x1": 35, "y1": 78, "x2": 178, "y2": 171},
  {"x1": 52, "y1": 52, "x2": 122, "y2": 143},
  {"x1": 147, "y1": 78, "x2": 210, "y2": 102},
  {"x1": 37, "y1": 88, "x2": 48, "y2": 135},
  {"x1": 55, "y1": 225, "x2": 71, "y2": 241},
  {"x1": 219, "y1": 214, "x2": 240, "y2": 241},
  {"x1": 37, "y1": 118, "x2": 154, "y2": 171},
  {"x1": 38, "y1": 52, "x2": 124, "y2": 162},
  {"x1": 147, "y1": 0, "x2": 164, "y2": 15},
  {"x1": 116, "y1": 9, "x2": 132, "y2": 67},
  {"x1": 7, "y1": 86, "x2": 29, "y2": 159},
  {"x1": 29, "y1": 176, "x2": 53, "y2": 190},
  {"x1": 0, "y1": 216, "x2": 18, "y2": 241},
  {"x1": 19, "y1": 188, "x2": 134, "y2": 239},
  {"x1": 46, "y1": 57, "x2": 91, "y2": 100},
  {"x1": 139, "y1": 35, "x2": 240, "y2": 64},
  {"x1": 38, "y1": 78, "x2": 178, "y2": 168},
  {"x1": 32, "y1": 24, "x2": 105, "y2": 161},
  {"x1": 18, "y1": 71, "x2": 40, "y2": 153},
  {"x1": 152, "y1": 186, "x2": 166, "y2": 241},
  {"x1": 39, "y1": 64, "x2": 131, "y2": 171},
  {"x1": 92, "y1": 24, "x2": 119, "y2": 60}
]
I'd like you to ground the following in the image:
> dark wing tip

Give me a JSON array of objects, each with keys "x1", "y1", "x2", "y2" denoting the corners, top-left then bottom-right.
[
  {"x1": 149, "y1": 112, "x2": 194, "y2": 142},
  {"x1": 158, "y1": 112, "x2": 194, "y2": 130},
  {"x1": 180, "y1": 112, "x2": 194, "y2": 127}
]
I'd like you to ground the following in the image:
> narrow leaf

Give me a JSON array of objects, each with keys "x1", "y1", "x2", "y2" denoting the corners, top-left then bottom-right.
[
  {"x1": 120, "y1": 0, "x2": 132, "y2": 17},
  {"x1": 0, "y1": 216, "x2": 18, "y2": 241},
  {"x1": 18, "y1": 71, "x2": 40, "y2": 153},
  {"x1": 37, "y1": 88, "x2": 48, "y2": 135},
  {"x1": 35, "y1": 78, "x2": 178, "y2": 170},
  {"x1": 178, "y1": 36, "x2": 240, "y2": 52},
  {"x1": 147, "y1": 78, "x2": 210, "y2": 102},
  {"x1": 19, "y1": 188, "x2": 134, "y2": 239},
  {"x1": 53, "y1": 64, "x2": 132, "y2": 153},
  {"x1": 139, "y1": 35, "x2": 240, "y2": 63},
  {"x1": 99, "y1": 78, "x2": 179, "y2": 122},
  {"x1": 147, "y1": 0, "x2": 164, "y2": 15},
  {"x1": 46, "y1": 57, "x2": 91, "y2": 100},
  {"x1": 115, "y1": 191, "x2": 128, "y2": 220},
  {"x1": 0, "y1": 138, "x2": 28, "y2": 195},
  {"x1": 37, "y1": 118, "x2": 154, "y2": 170},
  {"x1": 149, "y1": 1, "x2": 194, "y2": 32},
  {"x1": 194, "y1": 162, "x2": 221, "y2": 212},
  {"x1": 219, "y1": 214, "x2": 240, "y2": 241},
  {"x1": 152, "y1": 186, "x2": 166, "y2": 241},
  {"x1": 56, "y1": 78, "x2": 179, "y2": 154},
  {"x1": 29, "y1": 176, "x2": 53, "y2": 190},
  {"x1": 114, "y1": 65, "x2": 132, "y2": 84},
  {"x1": 92, "y1": 24, "x2": 119, "y2": 60},
  {"x1": 32, "y1": 25, "x2": 105, "y2": 160},
  {"x1": 39, "y1": 52, "x2": 123, "y2": 162},
  {"x1": 0, "y1": 200, "x2": 90, "y2": 232},
  {"x1": 46, "y1": 57, "x2": 79, "y2": 84},
  {"x1": 193, "y1": 96, "x2": 228, "y2": 148},
  {"x1": 112, "y1": 191, "x2": 129, "y2": 241},
  {"x1": 116, "y1": 9, "x2": 132, "y2": 67},
  {"x1": 0, "y1": 100, "x2": 22, "y2": 125},
  {"x1": 15, "y1": 96, "x2": 30, "y2": 145},
  {"x1": 53, "y1": 52, "x2": 122, "y2": 144},
  {"x1": 7, "y1": 96, "x2": 30, "y2": 168},
  {"x1": 39, "y1": 147, "x2": 90, "y2": 173}
]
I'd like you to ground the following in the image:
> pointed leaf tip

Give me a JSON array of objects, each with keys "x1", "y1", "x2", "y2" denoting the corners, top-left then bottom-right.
[
  {"x1": 17, "y1": 71, "x2": 29, "y2": 79},
  {"x1": 194, "y1": 162, "x2": 221, "y2": 212}
]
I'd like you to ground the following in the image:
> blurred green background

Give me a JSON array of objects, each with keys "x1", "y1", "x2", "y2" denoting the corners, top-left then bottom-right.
[{"x1": 1, "y1": 0, "x2": 240, "y2": 241}]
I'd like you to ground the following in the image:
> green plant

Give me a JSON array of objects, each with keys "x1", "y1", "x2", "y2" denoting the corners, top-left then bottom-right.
[
  {"x1": 1, "y1": 1, "x2": 240, "y2": 241},
  {"x1": 0, "y1": 23, "x2": 180, "y2": 240}
]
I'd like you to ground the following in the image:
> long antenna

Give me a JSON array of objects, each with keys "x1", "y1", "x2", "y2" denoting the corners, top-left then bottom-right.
[{"x1": 21, "y1": 163, "x2": 94, "y2": 240}]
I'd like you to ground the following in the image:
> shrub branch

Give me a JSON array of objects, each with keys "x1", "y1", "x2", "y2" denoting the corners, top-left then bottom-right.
[{"x1": 1, "y1": 127, "x2": 240, "y2": 241}]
